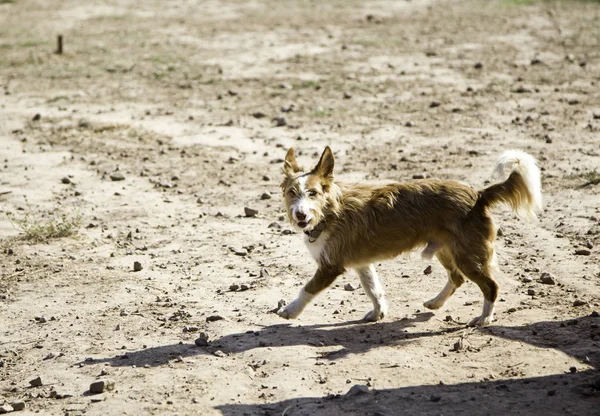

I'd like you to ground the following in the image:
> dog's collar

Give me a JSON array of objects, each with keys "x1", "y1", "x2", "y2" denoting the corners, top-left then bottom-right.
[{"x1": 304, "y1": 220, "x2": 327, "y2": 243}]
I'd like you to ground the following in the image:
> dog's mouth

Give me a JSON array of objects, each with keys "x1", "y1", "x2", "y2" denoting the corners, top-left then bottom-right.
[{"x1": 297, "y1": 221, "x2": 309, "y2": 229}]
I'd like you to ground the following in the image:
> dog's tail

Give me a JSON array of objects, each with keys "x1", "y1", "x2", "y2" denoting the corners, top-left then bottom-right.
[{"x1": 478, "y1": 150, "x2": 542, "y2": 218}]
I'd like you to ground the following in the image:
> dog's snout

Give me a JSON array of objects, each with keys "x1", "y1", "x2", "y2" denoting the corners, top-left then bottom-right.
[{"x1": 296, "y1": 212, "x2": 307, "y2": 221}]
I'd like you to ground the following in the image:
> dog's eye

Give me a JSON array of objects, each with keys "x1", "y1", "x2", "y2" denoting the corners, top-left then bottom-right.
[
  {"x1": 288, "y1": 189, "x2": 297, "y2": 198},
  {"x1": 307, "y1": 190, "x2": 318, "y2": 197}
]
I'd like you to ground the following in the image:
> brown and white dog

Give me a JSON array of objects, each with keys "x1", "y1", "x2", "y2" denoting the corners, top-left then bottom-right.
[{"x1": 277, "y1": 147, "x2": 542, "y2": 326}]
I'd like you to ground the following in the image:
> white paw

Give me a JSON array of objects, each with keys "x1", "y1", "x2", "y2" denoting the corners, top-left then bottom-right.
[
  {"x1": 277, "y1": 301, "x2": 303, "y2": 320},
  {"x1": 363, "y1": 300, "x2": 388, "y2": 322},
  {"x1": 467, "y1": 315, "x2": 493, "y2": 327},
  {"x1": 423, "y1": 298, "x2": 443, "y2": 310}
]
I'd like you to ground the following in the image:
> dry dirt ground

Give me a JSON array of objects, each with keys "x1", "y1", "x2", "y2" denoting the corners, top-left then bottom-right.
[{"x1": 1, "y1": 0, "x2": 600, "y2": 415}]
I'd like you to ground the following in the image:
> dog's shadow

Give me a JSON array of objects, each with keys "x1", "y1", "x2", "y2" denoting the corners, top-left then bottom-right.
[{"x1": 76, "y1": 312, "x2": 446, "y2": 368}]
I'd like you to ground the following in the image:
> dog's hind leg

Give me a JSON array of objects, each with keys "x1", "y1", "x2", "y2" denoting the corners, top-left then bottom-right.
[
  {"x1": 423, "y1": 251, "x2": 465, "y2": 310},
  {"x1": 278, "y1": 264, "x2": 343, "y2": 319},
  {"x1": 356, "y1": 264, "x2": 388, "y2": 322},
  {"x1": 454, "y1": 250, "x2": 498, "y2": 327}
]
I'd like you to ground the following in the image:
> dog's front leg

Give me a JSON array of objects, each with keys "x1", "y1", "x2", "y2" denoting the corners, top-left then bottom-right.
[
  {"x1": 356, "y1": 264, "x2": 388, "y2": 322},
  {"x1": 277, "y1": 265, "x2": 343, "y2": 320}
]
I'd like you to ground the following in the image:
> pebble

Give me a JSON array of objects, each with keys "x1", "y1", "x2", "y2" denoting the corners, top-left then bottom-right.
[
  {"x1": 109, "y1": 173, "x2": 125, "y2": 182},
  {"x1": 452, "y1": 339, "x2": 464, "y2": 352},
  {"x1": 89, "y1": 379, "x2": 115, "y2": 394},
  {"x1": 423, "y1": 265, "x2": 432, "y2": 275},
  {"x1": 574, "y1": 249, "x2": 591, "y2": 256},
  {"x1": 229, "y1": 284, "x2": 240, "y2": 291},
  {"x1": 345, "y1": 384, "x2": 370, "y2": 397},
  {"x1": 133, "y1": 261, "x2": 143, "y2": 272},
  {"x1": 259, "y1": 268, "x2": 270, "y2": 278},
  {"x1": 252, "y1": 111, "x2": 267, "y2": 119},
  {"x1": 522, "y1": 276, "x2": 533, "y2": 283},
  {"x1": 344, "y1": 283, "x2": 357, "y2": 291},
  {"x1": 61, "y1": 177, "x2": 72, "y2": 184},
  {"x1": 0, "y1": 405, "x2": 14, "y2": 414},
  {"x1": 272, "y1": 117, "x2": 287, "y2": 127},
  {"x1": 412, "y1": 173, "x2": 426, "y2": 179},
  {"x1": 573, "y1": 300, "x2": 588, "y2": 307},
  {"x1": 540, "y1": 273, "x2": 556, "y2": 285},
  {"x1": 213, "y1": 350, "x2": 226, "y2": 357},
  {"x1": 244, "y1": 207, "x2": 259, "y2": 217},
  {"x1": 29, "y1": 376, "x2": 43, "y2": 387},
  {"x1": 194, "y1": 337, "x2": 208, "y2": 347},
  {"x1": 234, "y1": 249, "x2": 247, "y2": 256},
  {"x1": 527, "y1": 289, "x2": 536, "y2": 296},
  {"x1": 240, "y1": 283, "x2": 250, "y2": 291},
  {"x1": 206, "y1": 315, "x2": 225, "y2": 322},
  {"x1": 405, "y1": 121, "x2": 415, "y2": 127},
  {"x1": 260, "y1": 192, "x2": 272, "y2": 200},
  {"x1": 430, "y1": 394, "x2": 442, "y2": 402},
  {"x1": 474, "y1": 62, "x2": 483, "y2": 69}
]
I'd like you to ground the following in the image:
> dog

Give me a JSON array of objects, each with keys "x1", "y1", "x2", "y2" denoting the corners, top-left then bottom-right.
[{"x1": 277, "y1": 146, "x2": 542, "y2": 326}]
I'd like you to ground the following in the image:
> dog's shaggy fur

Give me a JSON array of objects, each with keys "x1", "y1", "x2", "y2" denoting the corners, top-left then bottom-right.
[{"x1": 278, "y1": 147, "x2": 542, "y2": 326}]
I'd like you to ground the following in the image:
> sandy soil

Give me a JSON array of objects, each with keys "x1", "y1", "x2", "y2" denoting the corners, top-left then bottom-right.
[{"x1": 1, "y1": 0, "x2": 599, "y2": 415}]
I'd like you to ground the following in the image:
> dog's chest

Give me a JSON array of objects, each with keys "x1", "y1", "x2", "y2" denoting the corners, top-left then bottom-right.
[{"x1": 304, "y1": 234, "x2": 328, "y2": 263}]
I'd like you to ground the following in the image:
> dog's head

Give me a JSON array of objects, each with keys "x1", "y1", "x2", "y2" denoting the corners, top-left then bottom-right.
[{"x1": 281, "y1": 147, "x2": 335, "y2": 231}]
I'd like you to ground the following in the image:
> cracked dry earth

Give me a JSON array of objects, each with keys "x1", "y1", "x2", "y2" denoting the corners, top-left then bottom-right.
[{"x1": 1, "y1": 0, "x2": 599, "y2": 415}]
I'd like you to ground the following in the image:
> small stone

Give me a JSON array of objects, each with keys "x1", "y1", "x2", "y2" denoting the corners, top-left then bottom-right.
[
  {"x1": 259, "y1": 268, "x2": 270, "y2": 278},
  {"x1": 0, "y1": 405, "x2": 14, "y2": 414},
  {"x1": 213, "y1": 350, "x2": 226, "y2": 357},
  {"x1": 345, "y1": 384, "x2": 370, "y2": 397},
  {"x1": 109, "y1": 172, "x2": 125, "y2": 182},
  {"x1": 573, "y1": 300, "x2": 588, "y2": 307},
  {"x1": 569, "y1": 366, "x2": 578, "y2": 373},
  {"x1": 507, "y1": 307, "x2": 517, "y2": 313},
  {"x1": 343, "y1": 92, "x2": 352, "y2": 99},
  {"x1": 11, "y1": 402, "x2": 25, "y2": 411},
  {"x1": 194, "y1": 337, "x2": 209, "y2": 347},
  {"x1": 89, "y1": 379, "x2": 115, "y2": 394},
  {"x1": 574, "y1": 249, "x2": 591, "y2": 256},
  {"x1": 429, "y1": 101, "x2": 441, "y2": 108},
  {"x1": 252, "y1": 112, "x2": 267, "y2": 119},
  {"x1": 430, "y1": 395, "x2": 442, "y2": 402},
  {"x1": 32, "y1": 113, "x2": 41, "y2": 121},
  {"x1": 452, "y1": 339, "x2": 464, "y2": 352},
  {"x1": 229, "y1": 284, "x2": 240, "y2": 291},
  {"x1": 260, "y1": 192, "x2": 272, "y2": 200},
  {"x1": 405, "y1": 121, "x2": 415, "y2": 127},
  {"x1": 522, "y1": 276, "x2": 533, "y2": 283},
  {"x1": 272, "y1": 117, "x2": 287, "y2": 127},
  {"x1": 344, "y1": 283, "x2": 357, "y2": 291},
  {"x1": 540, "y1": 273, "x2": 556, "y2": 285},
  {"x1": 585, "y1": 240, "x2": 594, "y2": 249},
  {"x1": 423, "y1": 265, "x2": 432, "y2": 275},
  {"x1": 29, "y1": 376, "x2": 43, "y2": 387},
  {"x1": 474, "y1": 62, "x2": 483, "y2": 69},
  {"x1": 133, "y1": 261, "x2": 143, "y2": 272},
  {"x1": 244, "y1": 207, "x2": 258, "y2": 218},
  {"x1": 527, "y1": 288, "x2": 536, "y2": 296},
  {"x1": 183, "y1": 326, "x2": 199, "y2": 333},
  {"x1": 61, "y1": 177, "x2": 71, "y2": 184},
  {"x1": 206, "y1": 315, "x2": 224, "y2": 322},
  {"x1": 590, "y1": 311, "x2": 599, "y2": 318},
  {"x1": 268, "y1": 222, "x2": 282, "y2": 229},
  {"x1": 234, "y1": 249, "x2": 247, "y2": 256},
  {"x1": 262, "y1": 175, "x2": 270, "y2": 181},
  {"x1": 412, "y1": 173, "x2": 426, "y2": 179},
  {"x1": 240, "y1": 283, "x2": 250, "y2": 291}
]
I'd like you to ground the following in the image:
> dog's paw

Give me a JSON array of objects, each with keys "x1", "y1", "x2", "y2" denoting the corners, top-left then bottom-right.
[
  {"x1": 363, "y1": 300, "x2": 388, "y2": 322},
  {"x1": 467, "y1": 315, "x2": 493, "y2": 327},
  {"x1": 277, "y1": 301, "x2": 303, "y2": 320},
  {"x1": 423, "y1": 298, "x2": 443, "y2": 310}
]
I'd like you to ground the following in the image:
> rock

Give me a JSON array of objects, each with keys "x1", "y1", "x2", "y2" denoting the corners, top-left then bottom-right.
[
  {"x1": 109, "y1": 172, "x2": 125, "y2": 182},
  {"x1": 194, "y1": 337, "x2": 209, "y2": 347},
  {"x1": 240, "y1": 283, "x2": 250, "y2": 291},
  {"x1": 252, "y1": 111, "x2": 267, "y2": 119},
  {"x1": 61, "y1": 177, "x2": 71, "y2": 184},
  {"x1": 430, "y1": 394, "x2": 442, "y2": 402},
  {"x1": 452, "y1": 339, "x2": 464, "y2": 352},
  {"x1": 259, "y1": 268, "x2": 270, "y2": 278},
  {"x1": 260, "y1": 192, "x2": 272, "y2": 200},
  {"x1": 183, "y1": 326, "x2": 199, "y2": 333},
  {"x1": 133, "y1": 261, "x2": 143, "y2": 272},
  {"x1": 430, "y1": 101, "x2": 441, "y2": 108},
  {"x1": 229, "y1": 284, "x2": 240, "y2": 291},
  {"x1": 412, "y1": 173, "x2": 426, "y2": 179},
  {"x1": 574, "y1": 249, "x2": 591, "y2": 256},
  {"x1": 344, "y1": 283, "x2": 357, "y2": 291},
  {"x1": 89, "y1": 379, "x2": 115, "y2": 394},
  {"x1": 591, "y1": 311, "x2": 599, "y2": 318},
  {"x1": 405, "y1": 121, "x2": 415, "y2": 127},
  {"x1": 11, "y1": 402, "x2": 25, "y2": 411},
  {"x1": 262, "y1": 175, "x2": 270, "y2": 181},
  {"x1": 522, "y1": 276, "x2": 533, "y2": 283},
  {"x1": 423, "y1": 265, "x2": 432, "y2": 275},
  {"x1": 29, "y1": 376, "x2": 43, "y2": 387},
  {"x1": 573, "y1": 300, "x2": 588, "y2": 307},
  {"x1": 345, "y1": 384, "x2": 370, "y2": 397},
  {"x1": 0, "y1": 405, "x2": 14, "y2": 414},
  {"x1": 244, "y1": 207, "x2": 258, "y2": 218},
  {"x1": 474, "y1": 62, "x2": 483, "y2": 69},
  {"x1": 32, "y1": 113, "x2": 41, "y2": 121},
  {"x1": 272, "y1": 117, "x2": 287, "y2": 127},
  {"x1": 234, "y1": 249, "x2": 247, "y2": 256},
  {"x1": 343, "y1": 92, "x2": 352, "y2": 99},
  {"x1": 585, "y1": 239, "x2": 594, "y2": 249},
  {"x1": 206, "y1": 315, "x2": 224, "y2": 322},
  {"x1": 268, "y1": 222, "x2": 282, "y2": 229},
  {"x1": 213, "y1": 350, "x2": 226, "y2": 357},
  {"x1": 540, "y1": 273, "x2": 556, "y2": 285},
  {"x1": 527, "y1": 288, "x2": 536, "y2": 296}
]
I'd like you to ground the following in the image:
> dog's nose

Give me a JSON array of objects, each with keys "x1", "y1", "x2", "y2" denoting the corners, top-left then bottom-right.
[{"x1": 296, "y1": 212, "x2": 306, "y2": 221}]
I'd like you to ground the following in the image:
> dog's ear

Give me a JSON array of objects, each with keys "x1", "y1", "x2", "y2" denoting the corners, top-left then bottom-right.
[
  {"x1": 314, "y1": 146, "x2": 334, "y2": 179},
  {"x1": 283, "y1": 148, "x2": 301, "y2": 176}
]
